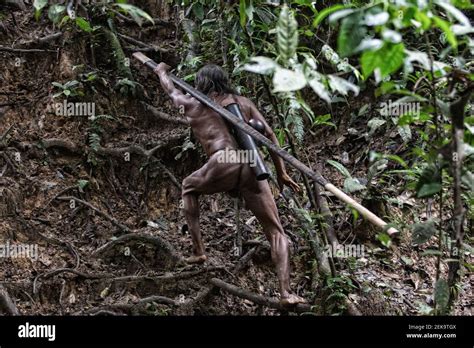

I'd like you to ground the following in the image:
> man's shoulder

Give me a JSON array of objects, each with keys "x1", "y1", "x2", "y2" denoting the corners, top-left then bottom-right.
[{"x1": 233, "y1": 95, "x2": 254, "y2": 107}]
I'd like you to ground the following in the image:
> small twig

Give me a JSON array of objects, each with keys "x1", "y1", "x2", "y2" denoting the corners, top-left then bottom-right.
[
  {"x1": 234, "y1": 196, "x2": 242, "y2": 256},
  {"x1": 1, "y1": 152, "x2": 17, "y2": 173},
  {"x1": 0, "y1": 47, "x2": 56, "y2": 53},
  {"x1": 33, "y1": 268, "x2": 111, "y2": 294},
  {"x1": 35, "y1": 231, "x2": 80, "y2": 269},
  {"x1": 118, "y1": 33, "x2": 170, "y2": 53},
  {"x1": 56, "y1": 196, "x2": 132, "y2": 233},
  {"x1": 0, "y1": 123, "x2": 14, "y2": 143},
  {"x1": 40, "y1": 185, "x2": 77, "y2": 213},
  {"x1": 19, "y1": 32, "x2": 62, "y2": 46},
  {"x1": 89, "y1": 310, "x2": 126, "y2": 316}
]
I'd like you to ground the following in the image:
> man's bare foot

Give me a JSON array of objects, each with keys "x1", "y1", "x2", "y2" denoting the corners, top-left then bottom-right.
[
  {"x1": 185, "y1": 254, "x2": 207, "y2": 264},
  {"x1": 280, "y1": 293, "x2": 307, "y2": 306}
]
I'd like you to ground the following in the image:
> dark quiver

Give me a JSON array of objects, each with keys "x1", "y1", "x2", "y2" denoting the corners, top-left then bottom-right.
[{"x1": 225, "y1": 103, "x2": 270, "y2": 181}]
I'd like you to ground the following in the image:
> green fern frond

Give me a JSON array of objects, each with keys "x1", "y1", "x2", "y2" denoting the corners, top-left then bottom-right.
[{"x1": 277, "y1": 5, "x2": 298, "y2": 66}]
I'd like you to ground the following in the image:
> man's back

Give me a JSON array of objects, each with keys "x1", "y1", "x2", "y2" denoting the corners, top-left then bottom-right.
[{"x1": 185, "y1": 93, "x2": 245, "y2": 157}]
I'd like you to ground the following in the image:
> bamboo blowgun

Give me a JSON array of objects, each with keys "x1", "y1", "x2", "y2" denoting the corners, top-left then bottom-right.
[{"x1": 133, "y1": 52, "x2": 398, "y2": 236}]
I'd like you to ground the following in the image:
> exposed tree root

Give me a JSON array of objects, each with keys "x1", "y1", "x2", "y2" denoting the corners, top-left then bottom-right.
[
  {"x1": 209, "y1": 278, "x2": 312, "y2": 313},
  {"x1": 41, "y1": 134, "x2": 185, "y2": 159},
  {"x1": 92, "y1": 232, "x2": 181, "y2": 264},
  {"x1": 108, "y1": 266, "x2": 226, "y2": 284},
  {"x1": 77, "y1": 295, "x2": 178, "y2": 316},
  {"x1": 0, "y1": 285, "x2": 20, "y2": 315},
  {"x1": 143, "y1": 102, "x2": 189, "y2": 125}
]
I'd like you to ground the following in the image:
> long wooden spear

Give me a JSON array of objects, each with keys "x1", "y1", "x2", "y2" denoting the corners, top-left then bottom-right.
[{"x1": 132, "y1": 52, "x2": 398, "y2": 236}]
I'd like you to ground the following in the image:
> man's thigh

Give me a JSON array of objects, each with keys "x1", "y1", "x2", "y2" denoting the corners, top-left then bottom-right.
[{"x1": 182, "y1": 152, "x2": 243, "y2": 195}]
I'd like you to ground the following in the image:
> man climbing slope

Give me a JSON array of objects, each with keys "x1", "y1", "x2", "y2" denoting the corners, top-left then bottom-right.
[{"x1": 154, "y1": 62, "x2": 305, "y2": 305}]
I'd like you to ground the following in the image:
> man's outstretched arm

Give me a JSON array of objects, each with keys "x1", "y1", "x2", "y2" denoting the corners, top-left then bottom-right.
[
  {"x1": 154, "y1": 63, "x2": 197, "y2": 111},
  {"x1": 247, "y1": 100, "x2": 300, "y2": 192}
]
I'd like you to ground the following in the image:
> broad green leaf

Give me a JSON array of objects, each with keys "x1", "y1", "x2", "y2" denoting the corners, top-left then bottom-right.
[
  {"x1": 344, "y1": 177, "x2": 366, "y2": 193},
  {"x1": 191, "y1": 2, "x2": 204, "y2": 20},
  {"x1": 367, "y1": 159, "x2": 388, "y2": 183},
  {"x1": 364, "y1": 12, "x2": 389, "y2": 26},
  {"x1": 313, "y1": 4, "x2": 352, "y2": 27},
  {"x1": 451, "y1": 24, "x2": 474, "y2": 35},
  {"x1": 243, "y1": 56, "x2": 278, "y2": 75},
  {"x1": 368, "y1": 118, "x2": 386, "y2": 135},
  {"x1": 337, "y1": 11, "x2": 366, "y2": 57},
  {"x1": 404, "y1": 50, "x2": 431, "y2": 70},
  {"x1": 411, "y1": 220, "x2": 437, "y2": 245},
  {"x1": 239, "y1": 0, "x2": 247, "y2": 28},
  {"x1": 312, "y1": 114, "x2": 335, "y2": 128},
  {"x1": 382, "y1": 29, "x2": 402, "y2": 44},
  {"x1": 377, "y1": 232, "x2": 392, "y2": 248},
  {"x1": 245, "y1": 0, "x2": 254, "y2": 24},
  {"x1": 76, "y1": 17, "x2": 92, "y2": 32},
  {"x1": 321, "y1": 44, "x2": 341, "y2": 65},
  {"x1": 435, "y1": 0, "x2": 471, "y2": 27},
  {"x1": 33, "y1": 0, "x2": 47, "y2": 11},
  {"x1": 272, "y1": 68, "x2": 306, "y2": 92},
  {"x1": 417, "y1": 182, "x2": 442, "y2": 198},
  {"x1": 415, "y1": 10, "x2": 432, "y2": 30},
  {"x1": 34, "y1": 0, "x2": 48, "y2": 20},
  {"x1": 328, "y1": 75, "x2": 359, "y2": 96},
  {"x1": 327, "y1": 159, "x2": 351, "y2": 178},
  {"x1": 329, "y1": 9, "x2": 356, "y2": 23},
  {"x1": 48, "y1": 4, "x2": 65, "y2": 23},
  {"x1": 361, "y1": 43, "x2": 405, "y2": 79},
  {"x1": 433, "y1": 16, "x2": 457, "y2": 49},
  {"x1": 308, "y1": 77, "x2": 331, "y2": 103},
  {"x1": 415, "y1": 163, "x2": 442, "y2": 198},
  {"x1": 355, "y1": 38, "x2": 383, "y2": 53},
  {"x1": 386, "y1": 154, "x2": 408, "y2": 168},
  {"x1": 77, "y1": 179, "x2": 89, "y2": 190},
  {"x1": 321, "y1": 44, "x2": 361, "y2": 78},
  {"x1": 116, "y1": 3, "x2": 154, "y2": 26}
]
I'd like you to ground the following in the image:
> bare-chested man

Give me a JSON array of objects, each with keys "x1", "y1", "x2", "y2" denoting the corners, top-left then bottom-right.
[{"x1": 154, "y1": 63, "x2": 305, "y2": 305}]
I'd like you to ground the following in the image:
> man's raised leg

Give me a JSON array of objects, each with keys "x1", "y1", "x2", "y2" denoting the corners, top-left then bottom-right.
[{"x1": 181, "y1": 154, "x2": 242, "y2": 264}]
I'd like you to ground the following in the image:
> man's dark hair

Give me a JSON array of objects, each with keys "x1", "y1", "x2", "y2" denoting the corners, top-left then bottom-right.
[{"x1": 195, "y1": 64, "x2": 237, "y2": 95}]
